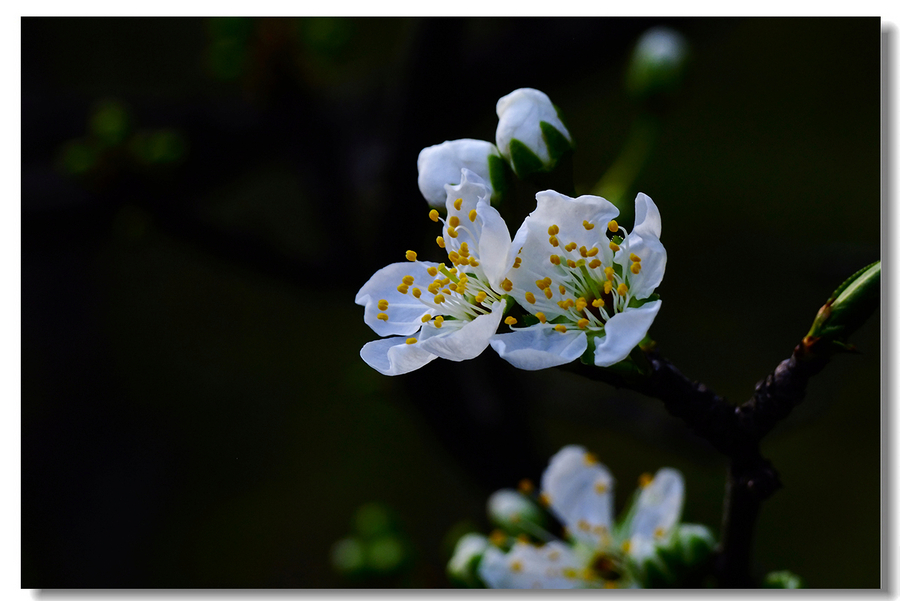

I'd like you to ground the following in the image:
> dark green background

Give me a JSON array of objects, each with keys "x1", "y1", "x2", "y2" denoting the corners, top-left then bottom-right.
[{"x1": 22, "y1": 17, "x2": 881, "y2": 588}]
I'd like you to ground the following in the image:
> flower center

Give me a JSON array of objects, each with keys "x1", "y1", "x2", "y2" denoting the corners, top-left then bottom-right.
[
  {"x1": 380, "y1": 203, "x2": 505, "y2": 333},
  {"x1": 517, "y1": 219, "x2": 643, "y2": 331}
]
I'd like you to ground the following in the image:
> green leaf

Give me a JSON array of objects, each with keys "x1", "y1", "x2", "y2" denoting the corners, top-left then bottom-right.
[
  {"x1": 508, "y1": 138, "x2": 546, "y2": 179},
  {"x1": 807, "y1": 260, "x2": 880, "y2": 344},
  {"x1": 487, "y1": 154, "x2": 511, "y2": 205}
]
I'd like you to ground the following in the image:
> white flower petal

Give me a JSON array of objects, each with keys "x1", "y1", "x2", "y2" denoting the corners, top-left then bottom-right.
[
  {"x1": 626, "y1": 468, "x2": 685, "y2": 561},
  {"x1": 359, "y1": 336, "x2": 438, "y2": 376},
  {"x1": 592, "y1": 300, "x2": 661, "y2": 367},
  {"x1": 495, "y1": 88, "x2": 571, "y2": 164},
  {"x1": 540, "y1": 445, "x2": 616, "y2": 549},
  {"x1": 471, "y1": 198, "x2": 512, "y2": 289},
  {"x1": 478, "y1": 541, "x2": 584, "y2": 589},
  {"x1": 633, "y1": 192, "x2": 662, "y2": 240},
  {"x1": 417, "y1": 139, "x2": 498, "y2": 207},
  {"x1": 443, "y1": 169, "x2": 491, "y2": 251},
  {"x1": 417, "y1": 299, "x2": 506, "y2": 361},
  {"x1": 620, "y1": 236, "x2": 666, "y2": 300},
  {"x1": 491, "y1": 327, "x2": 587, "y2": 371},
  {"x1": 356, "y1": 261, "x2": 441, "y2": 336}
]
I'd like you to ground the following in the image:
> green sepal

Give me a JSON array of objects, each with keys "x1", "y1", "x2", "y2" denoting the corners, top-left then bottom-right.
[
  {"x1": 628, "y1": 293, "x2": 660, "y2": 309},
  {"x1": 508, "y1": 138, "x2": 545, "y2": 180},
  {"x1": 640, "y1": 555, "x2": 674, "y2": 588},
  {"x1": 540, "y1": 120, "x2": 574, "y2": 161},
  {"x1": 763, "y1": 570, "x2": 805, "y2": 589},
  {"x1": 487, "y1": 154, "x2": 511, "y2": 205}
]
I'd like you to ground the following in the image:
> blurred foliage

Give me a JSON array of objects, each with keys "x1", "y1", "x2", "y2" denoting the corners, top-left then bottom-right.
[{"x1": 22, "y1": 17, "x2": 880, "y2": 588}]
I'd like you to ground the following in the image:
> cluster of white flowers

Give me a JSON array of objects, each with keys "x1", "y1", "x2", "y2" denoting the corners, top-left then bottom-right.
[
  {"x1": 473, "y1": 445, "x2": 714, "y2": 589},
  {"x1": 356, "y1": 88, "x2": 666, "y2": 375}
]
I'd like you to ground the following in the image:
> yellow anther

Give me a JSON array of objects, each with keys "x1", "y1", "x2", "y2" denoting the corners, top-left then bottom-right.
[
  {"x1": 434, "y1": 294, "x2": 445, "y2": 304},
  {"x1": 617, "y1": 283, "x2": 629, "y2": 296},
  {"x1": 562, "y1": 568, "x2": 578, "y2": 579},
  {"x1": 587, "y1": 247, "x2": 599, "y2": 257},
  {"x1": 449, "y1": 283, "x2": 458, "y2": 292},
  {"x1": 575, "y1": 298, "x2": 587, "y2": 312},
  {"x1": 525, "y1": 291, "x2": 536, "y2": 304},
  {"x1": 397, "y1": 284, "x2": 409, "y2": 294},
  {"x1": 549, "y1": 254, "x2": 561, "y2": 265},
  {"x1": 583, "y1": 220, "x2": 595, "y2": 230},
  {"x1": 376, "y1": 313, "x2": 389, "y2": 321},
  {"x1": 548, "y1": 224, "x2": 560, "y2": 236},
  {"x1": 405, "y1": 250, "x2": 417, "y2": 261},
  {"x1": 427, "y1": 283, "x2": 440, "y2": 294},
  {"x1": 567, "y1": 259, "x2": 577, "y2": 268},
  {"x1": 516, "y1": 533, "x2": 529, "y2": 544},
  {"x1": 607, "y1": 220, "x2": 619, "y2": 232},
  {"x1": 377, "y1": 299, "x2": 389, "y2": 311},
  {"x1": 426, "y1": 266, "x2": 438, "y2": 277},
  {"x1": 442, "y1": 288, "x2": 451, "y2": 295},
  {"x1": 654, "y1": 527, "x2": 666, "y2": 539},
  {"x1": 544, "y1": 287, "x2": 553, "y2": 300},
  {"x1": 428, "y1": 209, "x2": 440, "y2": 222},
  {"x1": 594, "y1": 482, "x2": 608, "y2": 495},
  {"x1": 421, "y1": 314, "x2": 432, "y2": 323},
  {"x1": 447, "y1": 227, "x2": 458, "y2": 238},
  {"x1": 621, "y1": 540, "x2": 631, "y2": 554},
  {"x1": 535, "y1": 312, "x2": 547, "y2": 324},
  {"x1": 577, "y1": 318, "x2": 589, "y2": 329},
  {"x1": 513, "y1": 257, "x2": 522, "y2": 268},
  {"x1": 475, "y1": 291, "x2": 487, "y2": 303},
  {"x1": 535, "y1": 279, "x2": 547, "y2": 290},
  {"x1": 554, "y1": 324, "x2": 567, "y2": 333},
  {"x1": 630, "y1": 253, "x2": 642, "y2": 262},
  {"x1": 402, "y1": 275, "x2": 415, "y2": 286},
  {"x1": 501, "y1": 278, "x2": 513, "y2": 292},
  {"x1": 584, "y1": 452, "x2": 598, "y2": 465},
  {"x1": 549, "y1": 235, "x2": 559, "y2": 247},
  {"x1": 405, "y1": 337, "x2": 417, "y2": 345},
  {"x1": 412, "y1": 287, "x2": 421, "y2": 298},
  {"x1": 543, "y1": 277, "x2": 552, "y2": 287},
  {"x1": 436, "y1": 236, "x2": 445, "y2": 248},
  {"x1": 609, "y1": 241, "x2": 620, "y2": 252},
  {"x1": 576, "y1": 259, "x2": 585, "y2": 267},
  {"x1": 579, "y1": 246, "x2": 588, "y2": 257},
  {"x1": 453, "y1": 198, "x2": 463, "y2": 210},
  {"x1": 588, "y1": 259, "x2": 602, "y2": 269},
  {"x1": 434, "y1": 315, "x2": 444, "y2": 328},
  {"x1": 565, "y1": 242, "x2": 577, "y2": 252},
  {"x1": 604, "y1": 281, "x2": 613, "y2": 294},
  {"x1": 458, "y1": 256, "x2": 469, "y2": 266},
  {"x1": 547, "y1": 550, "x2": 560, "y2": 561},
  {"x1": 558, "y1": 285, "x2": 566, "y2": 296},
  {"x1": 557, "y1": 300, "x2": 568, "y2": 310},
  {"x1": 604, "y1": 266, "x2": 616, "y2": 281},
  {"x1": 510, "y1": 561, "x2": 522, "y2": 573},
  {"x1": 468, "y1": 208, "x2": 477, "y2": 222},
  {"x1": 578, "y1": 519, "x2": 591, "y2": 532},
  {"x1": 459, "y1": 242, "x2": 469, "y2": 256},
  {"x1": 639, "y1": 473, "x2": 654, "y2": 488},
  {"x1": 448, "y1": 215, "x2": 460, "y2": 228},
  {"x1": 631, "y1": 263, "x2": 642, "y2": 274},
  {"x1": 518, "y1": 478, "x2": 534, "y2": 494},
  {"x1": 604, "y1": 582, "x2": 618, "y2": 589},
  {"x1": 469, "y1": 259, "x2": 480, "y2": 267},
  {"x1": 592, "y1": 298, "x2": 605, "y2": 308},
  {"x1": 447, "y1": 251, "x2": 460, "y2": 263},
  {"x1": 504, "y1": 316, "x2": 518, "y2": 326}
]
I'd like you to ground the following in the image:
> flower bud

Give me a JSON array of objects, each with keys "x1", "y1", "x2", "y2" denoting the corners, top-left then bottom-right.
[
  {"x1": 417, "y1": 139, "x2": 501, "y2": 208},
  {"x1": 486, "y1": 488, "x2": 548, "y2": 536},
  {"x1": 626, "y1": 26, "x2": 689, "y2": 101},
  {"x1": 807, "y1": 260, "x2": 880, "y2": 346},
  {"x1": 763, "y1": 570, "x2": 805, "y2": 588},
  {"x1": 446, "y1": 532, "x2": 489, "y2": 588},
  {"x1": 495, "y1": 88, "x2": 573, "y2": 179}
]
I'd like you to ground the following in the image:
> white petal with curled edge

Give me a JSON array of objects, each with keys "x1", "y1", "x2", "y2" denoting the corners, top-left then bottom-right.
[
  {"x1": 633, "y1": 192, "x2": 662, "y2": 240},
  {"x1": 620, "y1": 235, "x2": 666, "y2": 301},
  {"x1": 416, "y1": 139, "x2": 498, "y2": 207},
  {"x1": 592, "y1": 300, "x2": 661, "y2": 367},
  {"x1": 626, "y1": 468, "x2": 685, "y2": 561},
  {"x1": 540, "y1": 445, "x2": 616, "y2": 550},
  {"x1": 356, "y1": 261, "x2": 440, "y2": 337},
  {"x1": 490, "y1": 327, "x2": 587, "y2": 371},
  {"x1": 359, "y1": 336, "x2": 438, "y2": 376},
  {"x1": 478, "y1": 541, "x2": 584, "y2": 589},
  {"x1": 417, "y1": 299, "x2": 506, "y2": 361},
  {"x1": 471, "y1": 198, "x2": 512, "y2": 289},
  {"x1": 443, "y1": 169, "x2": 491, "y2": 252}
]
